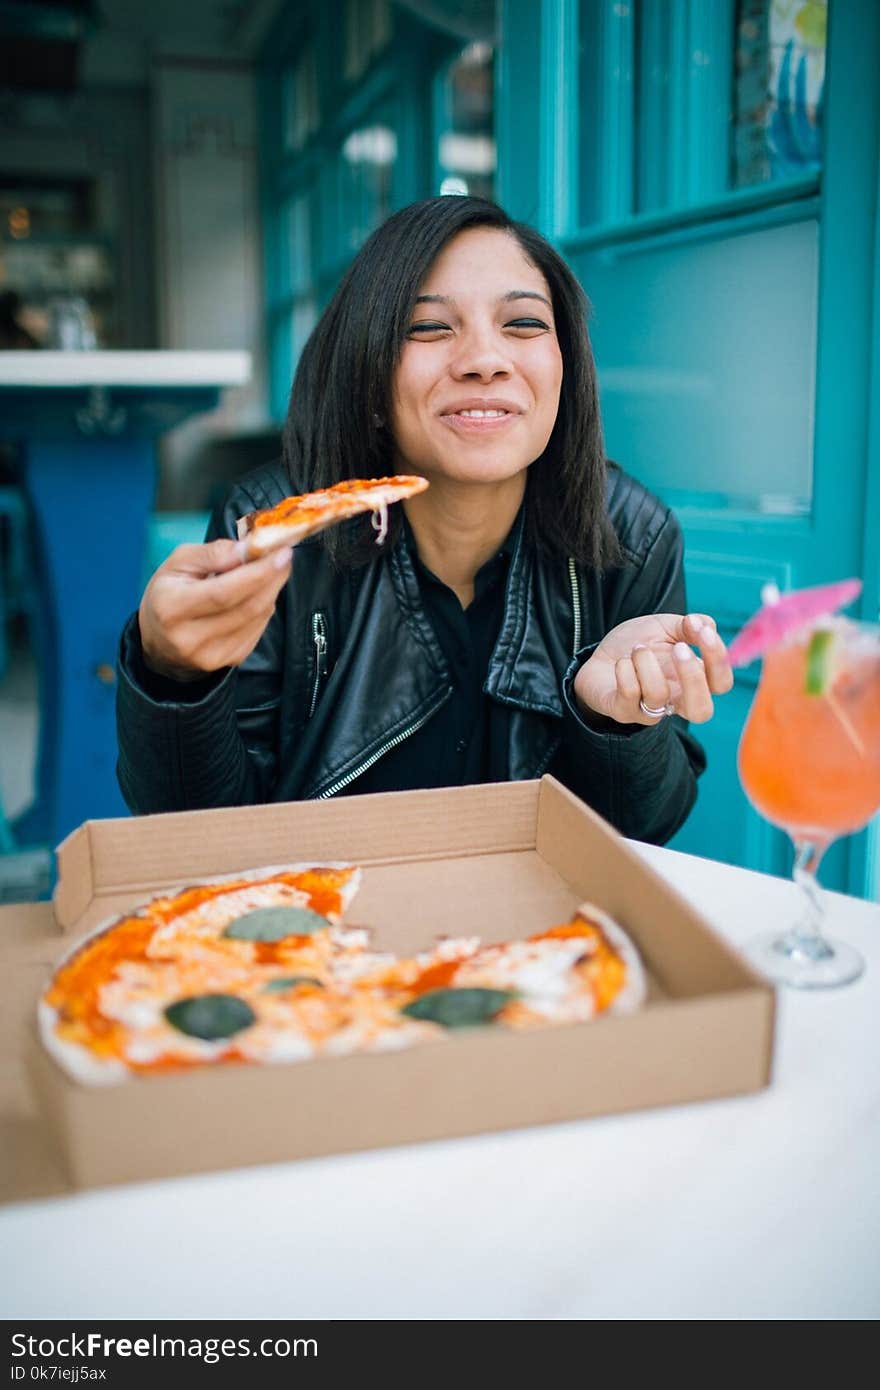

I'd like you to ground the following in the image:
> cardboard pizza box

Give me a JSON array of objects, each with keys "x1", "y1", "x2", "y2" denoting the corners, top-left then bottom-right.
[
  {"x1": 22, "y1": 777, "x2": 775, "y2": 1191},
  {"x1": 0, "y1": 902, "x2": 72, "y2": 1203}
]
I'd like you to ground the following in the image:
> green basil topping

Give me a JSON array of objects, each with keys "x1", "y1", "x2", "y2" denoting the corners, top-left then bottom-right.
[
  {"x1": 262, "y1": 975, "x2": 324, "y2": 993},
  {"x1": 222, "y1": 906, "x2": 328, "y2": 941},
  {"x1": 401, "y1": 987, "x2": 516, "y2": 1029},
  {"x1": 164, "y1": 993, "x2": 256, "y2": 1040}
]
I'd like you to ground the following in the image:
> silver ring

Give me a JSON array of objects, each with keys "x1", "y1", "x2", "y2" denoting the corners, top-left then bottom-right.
[{"x1": 639, "y1": 699, "x2": 674, "y2": 719}]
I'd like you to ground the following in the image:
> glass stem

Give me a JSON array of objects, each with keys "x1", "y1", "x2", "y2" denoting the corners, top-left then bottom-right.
[{"x1": 786, "y1": 838, "x2": 834, "y2": 961}]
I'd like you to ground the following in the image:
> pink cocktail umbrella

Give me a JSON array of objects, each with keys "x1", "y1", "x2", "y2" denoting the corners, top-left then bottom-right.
[{"x1": 727, "y1": 578, "x2": 863, "y2": 668}]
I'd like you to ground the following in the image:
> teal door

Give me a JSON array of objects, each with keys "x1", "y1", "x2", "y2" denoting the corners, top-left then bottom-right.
[{"x1": 500, "y1": 0, "x2": 880, "y2": 896}]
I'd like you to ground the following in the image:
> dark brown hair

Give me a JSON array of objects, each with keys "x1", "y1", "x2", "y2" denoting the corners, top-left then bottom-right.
[{"x1": 283, "y1": 195, "x2": 620, "y2": 569}]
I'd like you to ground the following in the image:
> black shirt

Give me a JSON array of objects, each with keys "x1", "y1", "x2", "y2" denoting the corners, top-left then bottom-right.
[{"x1": 353, "y1": 522, "x2": 513, "y2": 793}]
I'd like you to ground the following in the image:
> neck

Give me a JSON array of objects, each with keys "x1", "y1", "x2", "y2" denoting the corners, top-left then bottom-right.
[{"x1": 402, "y1": 473, "x2": 525, "y2": 607}]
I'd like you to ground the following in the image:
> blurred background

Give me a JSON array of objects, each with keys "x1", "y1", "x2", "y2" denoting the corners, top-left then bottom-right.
[{"x1": 0, "y1": 0, "x2": 877, "y2": 901}]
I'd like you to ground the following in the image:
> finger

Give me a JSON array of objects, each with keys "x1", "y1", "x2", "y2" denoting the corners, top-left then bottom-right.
[
  {"x1": 630, "y1": 644, "x2": 672, "y2": 715},
  {"x1": 681, "y1": 612, "x2": 717, "y2": 645},
  {"x1": 188, "y1": 625, "x2": 273, "y2": 673},
  {"x1": 613, "y1": 655, "x2": 642, "y2": 713},
  {"x1": 672, "y1": 642, "x2": 714, "y2": 723},
  {"x1": 169, "y1": 596, "x2": 281, "y2": 670},
  {"x1": 158, "y1": 547, "x2": 293, "y2": 620},
  {"x1": 162, "y1": 538, "x2": 247, "y2": 578},
  {"x1": 694, "y1": 624, "x2": 734, "y2": 694},
  {"x1": 186, "y1": 580, "x2": 287, "y2": 647}
]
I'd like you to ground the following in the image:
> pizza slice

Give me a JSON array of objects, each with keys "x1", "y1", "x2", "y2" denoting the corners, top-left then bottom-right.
[
  {"x1": 370, "y1": 905, "x2": 645, "y2": 1030},
  {"x1": 39, "y1": 864, "x2": 365, "y2": 1083},
  {"x1": 236, "y1": 475, "x2": 429, "y2": 558}
]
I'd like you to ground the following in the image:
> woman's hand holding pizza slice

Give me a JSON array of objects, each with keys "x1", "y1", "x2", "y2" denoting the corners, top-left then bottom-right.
[
  {"x1": 138, "y1": 476, "x2": 429, "y2": 682},
  {"x1": 139, "y1": 538, "x2": 293, "y2": 682}
]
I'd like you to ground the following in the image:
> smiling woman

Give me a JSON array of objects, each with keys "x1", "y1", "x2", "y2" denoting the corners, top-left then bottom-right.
[
  {"x1": 117, "y1": 196, "x2": 732, "y2": 843},
  {"x1": 391, "y1": 226, "x2": 564, "y2": 606}
]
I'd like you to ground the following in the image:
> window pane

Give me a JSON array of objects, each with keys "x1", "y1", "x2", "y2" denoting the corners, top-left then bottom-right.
[
  {"x1": 340, "y1": 112, "x2": 397, "y2": 253},
  {"x1": 732, "y1": 0, "x2": 827, "y2": 188},
  {"x1": 283, "y1": 41, "x2": 319, "y2": 152},
  {"x1": 291, "y1": 294, "x2": 317, "y2": 365},
  {"x1": 585, "y1": 218, "x2": 818, "y2": 513},
  {"x1": 576, "y1": 0, "x2": 827, "y2": 228},
  {"x1": 344, "y1": 0, "x2": 392, "y2": 82},
  {"x1": 436, "y1": 40, "x2": 496, "y2": 200},
  {"x1": 285, "y1": 192, "x2": 311, "y2": 292},
  {"x1": 577, "y1": 0, "x2": 616, "y2": 225}
]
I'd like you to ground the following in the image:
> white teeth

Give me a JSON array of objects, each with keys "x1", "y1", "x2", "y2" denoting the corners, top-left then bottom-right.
[{"x1": 458, "y1": 409, "x2": 508, "y2": 418}]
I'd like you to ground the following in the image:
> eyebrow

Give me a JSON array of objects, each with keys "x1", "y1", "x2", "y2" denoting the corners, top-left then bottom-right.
[{"x1": 414, "y1": 290, "x2": 553, "y2": 310}]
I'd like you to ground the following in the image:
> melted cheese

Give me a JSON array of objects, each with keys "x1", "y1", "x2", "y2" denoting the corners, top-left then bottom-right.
[{"x1": 370, "y1": 499, "x2": 389, "y2": 545}]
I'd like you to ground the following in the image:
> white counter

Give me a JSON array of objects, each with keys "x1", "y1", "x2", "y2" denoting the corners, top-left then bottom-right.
[{"x1": 0, "y1": 350, "x2": 251, "y2": 389}]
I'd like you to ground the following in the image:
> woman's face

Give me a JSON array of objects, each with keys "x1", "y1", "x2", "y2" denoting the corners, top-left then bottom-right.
[{"x1": 389, "y1": 226, "x2": 563, "y2": 487}]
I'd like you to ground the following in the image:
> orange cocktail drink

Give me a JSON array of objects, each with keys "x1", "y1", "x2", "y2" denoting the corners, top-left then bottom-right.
[
  {"x1": 731, "y1": 580, "x2": 878, "y2": 989},
  {"x1": 738, "y1": 626, "x2": 880, "y2": 842}
]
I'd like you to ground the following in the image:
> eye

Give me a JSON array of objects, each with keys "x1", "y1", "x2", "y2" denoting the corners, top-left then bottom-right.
[
  {"x1": 406, "y1": 321, "x2": 452, "y2": 338},
  {"x1": 505, "y1": 317, "x2": 551, "y2": 335}
]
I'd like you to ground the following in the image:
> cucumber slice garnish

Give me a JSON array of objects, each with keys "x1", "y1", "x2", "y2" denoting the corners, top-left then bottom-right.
[{"x1": 805, "y1": 629, "x2": 836, "y2": 695}]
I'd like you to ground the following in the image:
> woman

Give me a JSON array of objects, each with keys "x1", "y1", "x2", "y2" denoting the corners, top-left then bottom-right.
[{"x1": 117, "y1": 196, "x2": 732, "y2": 843}]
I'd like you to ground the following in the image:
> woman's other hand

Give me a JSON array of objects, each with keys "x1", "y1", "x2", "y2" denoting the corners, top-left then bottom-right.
[
  {"x1": 138, "y1": 539, "x2": 293, "y2": 682},
  {"x1": 573, "y1": 613, "x2": 733, "y2": 727}
]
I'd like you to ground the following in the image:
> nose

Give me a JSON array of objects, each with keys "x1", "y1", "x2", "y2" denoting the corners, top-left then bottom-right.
[{"x1": 448, "y1": 322, "x2": 513, "y2": 382}]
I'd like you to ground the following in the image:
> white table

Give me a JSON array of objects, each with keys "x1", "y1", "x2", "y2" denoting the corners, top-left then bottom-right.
[{"x1": 1, "y1": 844, "x2": 878, "y2": 1320}]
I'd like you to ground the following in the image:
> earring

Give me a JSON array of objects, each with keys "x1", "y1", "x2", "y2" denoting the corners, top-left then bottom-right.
[{"x1": 372, "y1": 413, "x2": 385, "y2": 429}]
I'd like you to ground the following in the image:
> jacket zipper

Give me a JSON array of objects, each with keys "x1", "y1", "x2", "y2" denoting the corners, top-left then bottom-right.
[
  {"x1": 315, "y1": 562, "x2": 578, "y2": 799},
  {"x1": 308, "y1": 612, "x2": 328, "y2": 719},
  {"x1": 523, "y1": 559, "x2": 580, "y2": 782},
  {"x1": 568, "y1": 558, "x2": 581, "y2": 657},
  {"x1": 316, "y1": 688, "x2": 452, "y2": 799}
]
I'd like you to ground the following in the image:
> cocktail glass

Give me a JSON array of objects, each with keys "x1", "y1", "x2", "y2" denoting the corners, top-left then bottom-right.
[{"x1": 737, "y1": 616, "x2": 880, "y2": 988}]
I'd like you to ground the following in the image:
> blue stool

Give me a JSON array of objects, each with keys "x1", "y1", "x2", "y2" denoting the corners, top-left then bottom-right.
[
  {"x1": 0, "y1": 788, "x2": 15, "y2": 853},
  {"x1": 0, "y1": 484, "x2": 33, "y2": 853},
  {"x1": 0, "y1": 484, "x2": 31, "y2": 682}
]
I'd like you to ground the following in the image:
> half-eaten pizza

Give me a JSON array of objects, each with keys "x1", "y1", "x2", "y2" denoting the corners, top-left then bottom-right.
[{"x1": 39, "y1": 863, "x2": 646, "y2": 1084}]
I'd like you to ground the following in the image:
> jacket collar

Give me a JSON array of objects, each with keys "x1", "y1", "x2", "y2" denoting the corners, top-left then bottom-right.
[
  {"x1": 391, "y1": 503, "x2": 564, "y2": 719},
  {"x1": 484, "y1": 508, "x2": 565, "y2": 718}
]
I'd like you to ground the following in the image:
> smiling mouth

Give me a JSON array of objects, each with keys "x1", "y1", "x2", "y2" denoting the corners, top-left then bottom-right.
[
  {"x1": 440, "y1": 408, "x2": 521, "y2": 430},
  {"x1": 456, "y1": 408, "x2": 509, "y2": 419}
]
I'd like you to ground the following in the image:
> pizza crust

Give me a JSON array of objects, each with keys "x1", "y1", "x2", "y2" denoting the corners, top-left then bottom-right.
[
  {"x1": 38, "y1": 999, "x2": 129, "y2": 1087},
  {"x1": 576, "y1": 903, "x2": 648, "y2": 1015}
]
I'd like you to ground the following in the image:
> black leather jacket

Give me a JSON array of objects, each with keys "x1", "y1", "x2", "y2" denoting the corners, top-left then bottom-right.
[{"x1": 117, "y1": 460, "x2": 705, "y2": 843}]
